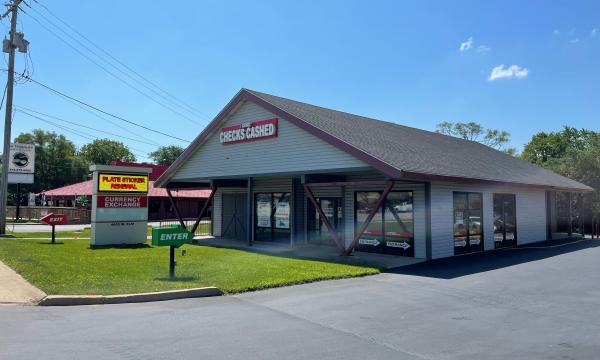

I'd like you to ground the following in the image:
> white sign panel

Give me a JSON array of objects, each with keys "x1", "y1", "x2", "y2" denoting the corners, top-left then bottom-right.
[
  {"x1": 7, "y1": 172, "x2": 34, "y2": 184},
  {"x1": 274, "y1": 201, "x2": 290, "y2": 229},
  {"x1": 256, "y1": 199, "x2": 271, "y2": 227},
  {"x1": 8, "y1": 143, "x2": 35, "y2": 174}
]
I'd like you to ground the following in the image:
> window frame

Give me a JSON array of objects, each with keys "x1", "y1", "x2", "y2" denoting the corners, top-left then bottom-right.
[
  {"x1": 353, "y1": 190, "x2": 415, "y2": 256},
  {"x1": 453, "y1": 191, "x2": 484, "y2": 255},
  {"x1": 254, "y1": 192, "x2": 291, "y2": 242}
]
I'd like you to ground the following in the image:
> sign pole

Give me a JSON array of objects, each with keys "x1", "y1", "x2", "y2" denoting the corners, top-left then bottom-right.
[
  {"x1": 169, "y1": 245, "x2": 175, "y2": 278},
  {"x1": 0, "y1": 0, "x2": 22, "y2": 235},
  {"x1": 51, "y1": 224, "x2": 55, "y2": 244},
  {"x1": 15, "y1": 183, "x2": 20, "y2": 221}
]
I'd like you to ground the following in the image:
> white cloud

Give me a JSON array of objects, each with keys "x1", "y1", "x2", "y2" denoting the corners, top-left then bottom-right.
[
  {"x1": 553, "y1": 29, "x2": 560, "y2": 35},
  {"x1": 488, "y1": 64, "x2": 529, "y2": 81},
  {"x1": 476, "y1": 45, "x2": 491, "y2": 53},
  {"x1": 591, "y1": 28, "x2": 597, "y2": 38},
  {"x1": 570, "y1": 37, "x2": 580, "y2": 43},
  {"x1": 459, "y1": 37, "x2": 474, "y2": 51}
]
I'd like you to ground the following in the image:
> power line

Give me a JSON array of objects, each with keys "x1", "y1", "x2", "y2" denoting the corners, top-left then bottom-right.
[
  {"x1": 30, "y1": 0, "x2": 213, "y2": 121},
  {"x1": 0, "y1": 69, "x2": 192, "y2": 142},
  {"x1": 15, "y1": 105, "x2": 160, "y2": 146},
  {"x1": 53, "y1": 89, "x2": 161, "y2": 146},
  {"x1": 15, "y1": 109, "x2": 152, "y2": 160},
  {"x1": 20, "y1": 6, "x2": 206, "y2": 127}
]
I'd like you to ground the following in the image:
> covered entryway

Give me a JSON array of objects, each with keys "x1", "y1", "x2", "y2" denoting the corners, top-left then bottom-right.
[{"x1": 222, "y1": 193, "x2": 247, "y2": 242}]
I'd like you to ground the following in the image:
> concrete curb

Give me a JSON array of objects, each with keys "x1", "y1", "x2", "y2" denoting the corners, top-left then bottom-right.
[{"x1": 38, "y1": 287, "x2": 223, "y2": 306}]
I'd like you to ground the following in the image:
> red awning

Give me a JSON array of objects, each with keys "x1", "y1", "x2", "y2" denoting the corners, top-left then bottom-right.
[{"x1": 42, "y1": 180, "x2": 210, "y2": 199}]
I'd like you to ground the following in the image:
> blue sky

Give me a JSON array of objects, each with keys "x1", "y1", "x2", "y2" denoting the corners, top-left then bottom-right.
[{"x1": 5, "y1": 0, "x2": 600, "y2": 161}]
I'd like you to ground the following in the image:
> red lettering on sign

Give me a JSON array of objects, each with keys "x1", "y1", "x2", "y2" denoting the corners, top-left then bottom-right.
[{"x1": 219, "y1": 118, "x2": 278, "y2": 145}]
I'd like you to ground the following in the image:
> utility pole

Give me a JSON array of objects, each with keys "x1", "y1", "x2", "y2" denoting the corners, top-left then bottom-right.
[{"x1": 0, "y1": 0, "x2": 22, "y2": 234}]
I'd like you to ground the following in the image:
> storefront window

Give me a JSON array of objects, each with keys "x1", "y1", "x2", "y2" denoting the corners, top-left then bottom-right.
[
  {"x1": 355, "y1": 191, "x2": 414, "y2": 256},
  {"x1": 254, "y1": 192, "x2": 291, "y2": 243},
  {"x1": 556, "y1": 192, "x2": 570, "y2": 234},
  {"x1": 356, "y1": 192, "x2": 383, "y2": 252},
  {"x1": 454, "y1": 192, "x2": 483, "y2": 255}
]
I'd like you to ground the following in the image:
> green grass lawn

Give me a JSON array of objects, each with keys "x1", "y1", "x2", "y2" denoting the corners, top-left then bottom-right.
[{"x1": 0, "y1": 238, "x2": 379, "y2": 295}]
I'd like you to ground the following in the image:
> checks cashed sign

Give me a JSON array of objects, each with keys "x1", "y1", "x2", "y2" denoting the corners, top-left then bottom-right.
[{"x1": 220, "y1": 118, "x2": 278, "y2": 145}]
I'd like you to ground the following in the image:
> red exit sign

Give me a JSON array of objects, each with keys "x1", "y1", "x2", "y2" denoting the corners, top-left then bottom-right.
[{"x1": 40, "y1": 213, "x2": 68, "y2": 226}]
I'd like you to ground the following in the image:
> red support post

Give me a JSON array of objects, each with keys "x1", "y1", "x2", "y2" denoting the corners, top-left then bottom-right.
[
  {"x1": 166, "y1": 188, "x2": 187, "y2": 230},
  {"x1": 191, "y1": 187, "x2": 216, "y2": 234},
  {"x1": 304, "y1": 183, "x2": 346, "y2": 253},
  {"x1": 344, "y1": 181, "x2": 394, "y2": 256}
]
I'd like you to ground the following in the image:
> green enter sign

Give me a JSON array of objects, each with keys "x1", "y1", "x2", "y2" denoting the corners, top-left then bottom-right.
[{"x1": 151, "y1": 225, "x2": 193, "y2": 248}]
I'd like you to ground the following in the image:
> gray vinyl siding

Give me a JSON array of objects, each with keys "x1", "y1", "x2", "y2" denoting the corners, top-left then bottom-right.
[
  {"x1": 341, "y1": 173, "x2": 427, "y2": 259},
  {"x1": 430, "y1": 182, "x2": 548, "y2": 259},
  {"x1": 213, "y1": 191, "x2": 222, "y2": 236},
  {"x1": 253, "y1": 177, "x2": 292, "y2": 193},
  {"x1": 171, "y1": 101, "x2": 368, "y2": 181}
]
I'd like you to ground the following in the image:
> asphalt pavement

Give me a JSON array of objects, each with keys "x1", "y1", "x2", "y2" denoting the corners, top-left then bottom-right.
[{"x1": 1, "y1": 239, "x2": 599, "y2": 359}]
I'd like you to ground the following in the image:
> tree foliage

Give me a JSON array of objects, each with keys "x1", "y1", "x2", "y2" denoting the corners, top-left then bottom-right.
[
  {"x1": 78, "y1": 139, "x2": 136, "y2": 165},
  {"x1": 436, "y1": 121, "x2": 517, "y2": 155},
  {"x1": 12, "y1": 129, "x2": 89, "y2": 193},
  {"x1": 521, "y1": 126, "x2": 600, "y2": 215},
  {"x1": 148, "y1": 145, "x2": 184, "y2": 165}
]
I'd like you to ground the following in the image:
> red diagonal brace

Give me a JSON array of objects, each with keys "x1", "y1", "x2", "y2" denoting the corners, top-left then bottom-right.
[
  {"x1": 191, "y1": 187, "x2": 216, "y2": 234},
  {"x1": 166, "y1": 188, "x2": 187, "y2": 230},
  {"x1": 344, "y1": 181, "x2": 394, "y2": 255},
  {"x1": 304, "y1": 183, "x2": 346, "y2": 254}
]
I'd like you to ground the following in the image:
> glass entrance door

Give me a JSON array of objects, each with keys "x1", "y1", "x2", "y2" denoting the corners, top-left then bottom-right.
[
  {"x1": 453, "y1": 192, "x2": 484, "y2": 255},
  {"x1": 308, "y1": 198, "x2": 343, "y2": 246},
  {"x1": 494, "y1": 194, "x2": 517, "y2": 248}
]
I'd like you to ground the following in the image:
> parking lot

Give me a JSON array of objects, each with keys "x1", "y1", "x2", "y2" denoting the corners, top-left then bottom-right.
[{"x1": 2, "y1": 239, "x2": 599, "y2": 359}]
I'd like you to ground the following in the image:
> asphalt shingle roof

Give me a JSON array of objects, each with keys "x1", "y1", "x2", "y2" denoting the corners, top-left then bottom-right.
[{"x1": 246, "y1": 89, "x2": 591, "y2": 191}]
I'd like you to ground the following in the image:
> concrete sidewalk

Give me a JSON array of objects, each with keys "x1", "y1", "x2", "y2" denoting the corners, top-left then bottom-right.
[{"x1": 0, "y1": 261, "x2": 46, "y2": 305}]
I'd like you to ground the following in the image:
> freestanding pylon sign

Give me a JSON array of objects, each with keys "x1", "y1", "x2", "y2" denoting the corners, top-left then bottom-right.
[{"x1": 90, "y1": 164, "x2": 151, "y2": 246}]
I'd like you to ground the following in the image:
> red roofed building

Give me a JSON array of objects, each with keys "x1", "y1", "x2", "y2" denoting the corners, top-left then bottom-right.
[{"x1": 43, "y1": 162, "x2": 211, "y2": 221}]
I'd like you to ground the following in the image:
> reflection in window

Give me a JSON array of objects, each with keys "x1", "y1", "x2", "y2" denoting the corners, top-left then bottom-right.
[
  {"x1": 355, "y1": 191, "x2": 414, "y2": 256},
  {"x1": 254, "y1": 192, "x2": 291, "y2": 243},
  {"x1": 454, "y1": 192, "x2": 483, "y2": 255},
  {"x1": 556, "y1": 192, "x2": 570, "y2": 234}
]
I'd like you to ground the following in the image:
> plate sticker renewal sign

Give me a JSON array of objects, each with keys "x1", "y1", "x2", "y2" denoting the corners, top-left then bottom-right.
[{"x1": 98, "y1": 173, "x2": 149, "y2": 193}]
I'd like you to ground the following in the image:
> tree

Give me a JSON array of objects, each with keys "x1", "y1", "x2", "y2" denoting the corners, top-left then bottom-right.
[
  {"x1": 79, "y1": 139, "x2": 136, "y2": 165},
  {"x1": 12, "y1": 129, "x2": 89, "y2": 194},
  {"x1": 521, "y1": 127, "x2": 600, "y2": 217},
  {"x1": 521, "y1": 126, "x2": 599, "y2": 165},
  {"x1": 148, "y1": 145, "x2": 184, "y2": 165},
  {"x1": 436, "y1": 121, "x2": 517, "y2": 155}
]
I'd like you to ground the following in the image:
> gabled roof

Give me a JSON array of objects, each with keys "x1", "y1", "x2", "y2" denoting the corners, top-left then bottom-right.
[
  {"x1": 156, "y1": 89, "x2": 592, "y2": 192},
  {"x1": 43, "y1": 180, "x2": 211, "y2": 198}
]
